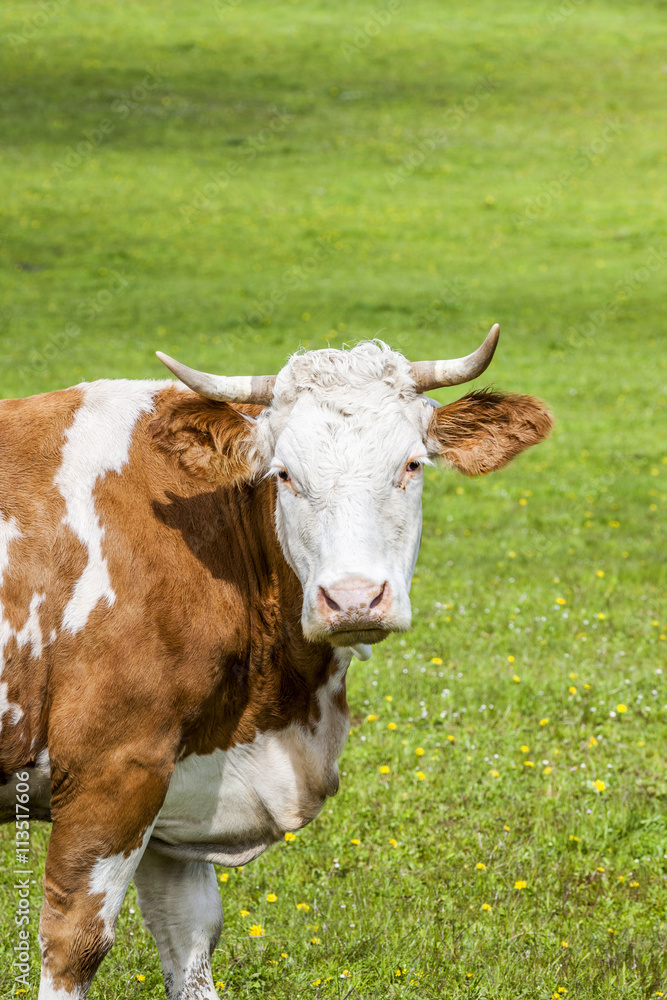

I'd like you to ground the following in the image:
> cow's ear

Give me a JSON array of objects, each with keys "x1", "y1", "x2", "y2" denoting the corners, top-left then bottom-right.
[
  {"x1": 427, "y1": 389, "x2": 552, "y2": 476},
  {"x1": 150, "y1": 394, "x2": 262, "y2": 484}
]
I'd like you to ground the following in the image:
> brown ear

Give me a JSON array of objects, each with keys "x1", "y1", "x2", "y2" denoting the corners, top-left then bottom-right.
[
  {"x1": 427, "y1": 389, "x2": 552, "y2": 476},
  {"x1": 150, "y1": 394, "x2": 261, "y2": 484}
]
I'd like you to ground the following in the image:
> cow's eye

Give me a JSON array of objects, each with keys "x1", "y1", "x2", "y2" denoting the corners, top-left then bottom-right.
[
  {"x1": 406, "y1": 460, "x2": 422, "y2": 473},
  {"x1": 278, "y1": 469, "x2": 290, "y2": 482}
]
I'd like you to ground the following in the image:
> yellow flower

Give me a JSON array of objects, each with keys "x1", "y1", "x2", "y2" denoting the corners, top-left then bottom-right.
[
  {"x1": 512, "y1": 674, "x2": 521, "y2": 683},
  {"x1": 447, "y1": 734, "x2": 456, "y2": 742},
  {"x1": 597, "y1": 867, "x2": 605, "y2": 873},
  {"x1": 297, "y1": 903, "x2": 310, "y2": 911},
  {"x1": 215, "y1": 983, "x2": 225, "y2": 990},
  {"x1": 249, "y1": 925, "x2": 264, "y2": 937},
  {"x1": 219, "y1": 872, "x2": 229, "y2": 882},
  {"x1": 385, "y1": 695, "x2": 393, "y2": 702},
  {"x1": 540, "y1": 718, "x2": 549, "y2": 726},
  {"x1": 514, "y1": 880, "x2": 527, "y2": 890},
  {"x1": 312, "y1": 979, "x2": 321, "y2": 986},
  {"x1": 543, "y1": 766, "x2": 552, "y2": 775},
  {"x1": 596, "y1": 570, "x2": 605, "y2": 577},
  {"x1": 285, "y1": 832, "x2": 296, "y2": 842},
  {"x1": 569, "y1": 835, "x2": 580, "y2": 842},
  {"x1": 616, "y1": 704, "x2": 627, "y2": 713},
  {"x1": 569, "y1": 672, "x2": 577, "y2": 680},
  {"x1": 556, "y1": 597, "x2": 566, "y2": 605},
  {"x1": 504, "y1": 825, "x2": 510, "y2": 831},
  {"x1": 524, "y1": 761, "x2": 535, "y2": 767},
  {"x1": 508, "y1": 550, "x2": 516, "y2": 558},
  {"x1": 557, "y1": 989, "x2": 568, "y2": 995},
  {"x1": 350, "y1": 838, "x2": 360, "y2": 845},
  {"x1": 341, "y1": 970, "x2": 350, "y2": 978},
  {"x1": 589, "y1": 736, "x2": 597, "y2": 747},
  {"x1": 267, "y1": 893, "x2": 277, "y2": 902},
  {"x1": 595, "y1": 779, "x2": 606, "y2": 792},
  {"x1": 630, "y1": 880, "x2": 639, "y2": 888},
  {"x1": 431, "y1": 657, "x2": 443, "y2": 665},
  {"x1": 136, "y1": 975, "x2": 146, "y2": 982},
  {"x1": 240, "y1": 909, "x2": 250, "y2": 917},
  {"x1": 476, "y1": 862, "x2": 486, "y2": 870},
  {"x1": 417, "y1": 771, "x2": 425, "y2": 780},
  {"x1": 379, "y1": 765, "x2": 390, "y2": 774},
  {"x1": 310, "y1": 936, "x2": 321, "y2": 944},
  {"x1": 395, "y1": 968, "x2": 403, "y2": 976},
  {"x1": 367, "y1": 714, "x2": 378, "y2": 722},
  {"x1": 520, "y1": 745, "x2": 530, "y2": 753},
  {"x1": 416, "y1": 747, "x2": 425, "y2": 756},
  {"x1": 584, "y1": 683, "x2": 591, "y2": 689},
  {"x1": 569, "y1": 686, "x2": 577, "y2": 695},
  {"x1": 507, "y1": 655, "x2": 515, "y2": 663},
  {"x1": 481, "y1": 902, "x2": 492, "y2": 911},
  {"x1": 561, "y1": 940, "x2": 569, "y2": 948},
  {"x1": 519, "y1": 498, "x2": 528, "y2": 506},
  {"x1": 387, "y1": 722, "x2": 397, "y2": 730},
  {"x1": 608, "y1": 928, "x2": 616, "y2": 935},
  {"x1": 281, "y1": 952, "x2": 289, "y2": 958},
  {"x1": 618, "y1": 876, "x2": 625, "y2": 882},
  {"x1": 389, "y1": 838, "x2": 398, "y2": 847},
  {"x1": 490, "y1": 769, "x2": 500, "y2": 777}
]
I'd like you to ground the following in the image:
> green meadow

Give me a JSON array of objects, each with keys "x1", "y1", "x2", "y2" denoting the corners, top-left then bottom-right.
[{"x1": 1, "y1": 0, "x2": 666, "y2": 996}]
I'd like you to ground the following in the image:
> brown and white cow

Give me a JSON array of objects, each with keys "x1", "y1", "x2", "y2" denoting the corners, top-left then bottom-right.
[{"x1": 0, "y1": 328, "x2": 550, "y2": 999}]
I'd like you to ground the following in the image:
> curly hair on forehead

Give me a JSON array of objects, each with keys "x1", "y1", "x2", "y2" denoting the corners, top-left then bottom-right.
[{"x1": 271, "y1": 341, "x2": 417, "y2": 405}]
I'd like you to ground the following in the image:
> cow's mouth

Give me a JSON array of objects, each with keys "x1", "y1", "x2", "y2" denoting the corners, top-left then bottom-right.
[{"x1": 326, "y1": 625, "x2": 394, "y2": 647}]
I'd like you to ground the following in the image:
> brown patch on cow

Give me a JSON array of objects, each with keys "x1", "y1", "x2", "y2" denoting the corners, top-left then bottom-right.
[
  {"x1": 148, "y1": 391, "x2": 263, "y2": 484},
  {"x1": 0, "y1": 387, "x2": 89, "y2": 779},
  {"x1": 427, "y1": 389, "x2": 553, "y2": 476}
]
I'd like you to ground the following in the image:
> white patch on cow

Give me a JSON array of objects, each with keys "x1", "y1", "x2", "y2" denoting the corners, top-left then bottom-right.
[
  {"x1": 134, "y1": 851, "x2": 222, "y2": 1000},
  {"x1": 0, "y1": 512, "x2": 24, "y2": 731},
  {"x1": 38, "y1": 972, "x2": 86, "y2": 1000},
  {"x1": 16, "y1": 592, "x2": 46, "y2": 658},
  {"x1": 55, "y1": 380, "x2": 170, "y2": 635},
  {"x1": 153, "y1": 650, "x2": 351, "y2": 851},
  {"x1": 88, "y1": 823, "x2": 155, "y2": 939}
]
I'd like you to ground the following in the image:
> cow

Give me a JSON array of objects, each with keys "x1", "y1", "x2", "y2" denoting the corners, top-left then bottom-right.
[{"x1": 0, "y1": 326, "x2": 551, "y2": 999}]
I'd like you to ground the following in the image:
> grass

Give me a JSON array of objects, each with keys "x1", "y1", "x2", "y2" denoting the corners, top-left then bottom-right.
[{"x1": 1, "y1": 0, "x2": 666, "y2": 996}]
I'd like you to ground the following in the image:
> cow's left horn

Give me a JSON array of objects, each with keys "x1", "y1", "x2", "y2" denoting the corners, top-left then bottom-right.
[
  {"x1": 156, "y1": 352, "x2": 277, "y2": 405},
  {"x1": 409, "y1": 324, "x2": 500, "y2": 391}
]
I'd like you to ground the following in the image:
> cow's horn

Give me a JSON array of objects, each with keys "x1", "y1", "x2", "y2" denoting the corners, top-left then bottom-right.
[
  {"x1": 156, "y1": 352, "x2": 276, "y2": 405},
  {"x1": 409, "y1": 324, "x2": 500, "y2": 392}
]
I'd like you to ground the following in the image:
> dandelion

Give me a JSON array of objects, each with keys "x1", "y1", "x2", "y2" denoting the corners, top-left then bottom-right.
[
  {"x1": 379, "y1": 765, "x2": 390, "y2": 774},
  {"x1": 584, "y1": 683, "x2": 591, "y2": 689},
  {"x1": 569, "y1": 672, "x2": 577, "y2": 680},
  {"x1": 281, "y1": 952, "x2": 289, "y2": 958},
  {"x1": 447, "y1": 734, "x2": 456, "y2": 742},
  {"x1": 389, "y1": 838, "x2": 398, "y2": 847},
  {"x1": 297, "y1": 902, "x2": 310, "y2": 911},
  {"x1": 524, "y1": 761, "x2": 535, "y2": 767},
  {"x1": 341, "y1": 970, "x2": 351, "y2": 978},
  {"x1": 569, "y1": 835, "x2": 580, "y2": 842},
  {"x1": 285, "y1": 832, "x2": 297, "y2": 842},
  {"x1": 595, "y1": 779, "x2": 606, "y2": 792},
  {"x1": 387, "y1": 722, "x2": 397, "y2": 730},
  {"x1": 561, "y1": 941, "x2": 569, "y2": 948},
  {"x1": 490, "y1": 769, "x2": 500, "y2": 777},
  {"x1": 608, "y1": 928, "x2": 616, "y2": 935},
  {"x1": 350, "y1": 838, "x2": 360, "y2": 845},
  {"x1": 556, "y1": 597, "x2": 566, "y2": 605},
  {"x1": 596, "y1": 613, "x2": 606, "y2": 620},
  {"x1": 219, "y1": 872, "x2": 229, "y2": 882},
  {"x1": 520, "y1": 745, "x2": 530, "y2": 753},
  {"x1": 240, "y1": 909, "x2": 250, "y2": 917},
  {"x1": 249, "y1": 925, "x2": 265, "y2": 937},
  {"x1": 476, "y1": 862, "x2": 486, "y2": 870},
  {"x1": 597, "y1": 867, "x2": 605, "y2": 873},
  {"x1": 367, "y1": 714, "x2": 378, "y2": 722},
  {"x1": 557, "y1": 989, "x2": 567, "y2": 996},
  {"x1": 514, "y1": 880, "x2": 527, "y2": 890},
  {"x1": 267, "y1": 893, "x2": 277, "y2": 902},
  {"x1": 543, "y1": 766, "x2": 552, "y2": 775},
  {"x1": 504, "y1": 825, "x2": 510, "y2": 831},
  {"x1": 385, "y1": 695, "x2": 393, "y2": 702},
  {"x1": 617, "y1": 876, "x2": 625, "y2": 882},
  {"x1": 617, "y1": 704, "x2": 627, "y2": 713},
  {"x1": 512, "y1": 674, "x2": 521, "y2": 683},
  {"x1": 215, "y1": 983, "x2": 225, "y2": 990},
  {"x1": 596, "y1": 570, "x2": 605, "y2": 578},
  {"x1": 630, "y1": 880, "x2": 639, "y2": 888},
  {"x1": 519, "y1": 498, "x2": 527, "y2": 506},
  {"x1": 416, "y1": 747, "x2": 425, "y2": 756},
  {"x1": 312, "y1": 979, "x2": 321, "y2": 986},
  {"x1": 508, "y1": 655, "x2": 515, "y2": 663},
  {"x1": 417, "y1": 771, "x2": 425, "y2": 780},
  {"x1": 540, "y1": 718, "x2": 549, "y2": 726},
  {"x1": 310, "y1": 937, "x2": 321, "y2": 944},
  {"x1": 481, "y1": 903, "x2": 492, "y2": 911},
  {"x1": 589, "y1": 736, "x2": 597, "y2": 747},
  {"x1": 136, "y1": 975, "x2": 146, "y2": 982},
  {"x1": 431, "y1": 657, "x2": 443, "y2": 664}
]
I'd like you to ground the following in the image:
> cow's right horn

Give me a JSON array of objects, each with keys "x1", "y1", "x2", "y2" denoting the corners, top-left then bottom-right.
[
  {"x1": 156, "y1": 352, "x2": 277, "y2": 405},
  {"x1": 409, "y1": 324, "x2": 500, "y2": 392}
]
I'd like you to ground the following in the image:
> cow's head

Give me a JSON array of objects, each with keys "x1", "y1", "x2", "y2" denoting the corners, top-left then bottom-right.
[{"x1": 156, "y1": 328, "x2": 551, "y2": 648}]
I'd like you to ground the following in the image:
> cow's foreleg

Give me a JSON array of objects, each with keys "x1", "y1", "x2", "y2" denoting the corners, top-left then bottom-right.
[
  {"x1": 134, "y1": 847, "x2": 223, "y2": 1000},
  {"x1": 38, "y1": 758, "x2": 172, "y2": 1000}
]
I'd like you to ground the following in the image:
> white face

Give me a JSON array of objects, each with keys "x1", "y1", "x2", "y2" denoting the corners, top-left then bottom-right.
[{"x1": 254, "y1": 352, "x2": 434, "y2": 647}]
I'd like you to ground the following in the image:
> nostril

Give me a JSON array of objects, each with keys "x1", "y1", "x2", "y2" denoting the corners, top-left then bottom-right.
[
  {"x1": 321, "y1": 588, "x2": 341, "y2": 612},
  {"x1": 369, "y1": 583, "x2": 387, "y2": 610}
]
